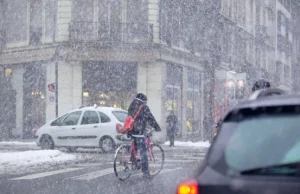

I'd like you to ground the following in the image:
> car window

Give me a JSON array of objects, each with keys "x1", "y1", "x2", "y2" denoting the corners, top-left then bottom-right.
[
  {"x1": 208, "y1": 106, "x2": 300, "y2": 174},
  {"x1": 61, "y1": 111, "x2": 82, "y2": 126},
  {"x1": 81, "y1": 111, "x2": 99, "y2": 125},
  {"x1": 50, "y1": 114, "x2": 68, "y2": 126},
  {"x1": 112, "y1": 111, "x2": 127, "y2": 123},
  {"x1": 98, "y1": 112, "x2": 111, "y2": 123}
]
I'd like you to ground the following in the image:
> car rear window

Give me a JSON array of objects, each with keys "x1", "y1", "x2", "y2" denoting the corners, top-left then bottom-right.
[
  {"x1": 112, "y1": 111, "x2": 128, "y2": 123},
  {"x1": 208, "y1": 106, "x2": 300, "y2": 174}
]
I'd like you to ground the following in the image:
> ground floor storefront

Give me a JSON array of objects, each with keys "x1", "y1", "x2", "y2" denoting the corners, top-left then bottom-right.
[
  {"x1": 2, "y1": 59, "x2": 205, "y2": 141},
  {"x1": 0, "y1": 44, "x2": 210, "y2": 141}
]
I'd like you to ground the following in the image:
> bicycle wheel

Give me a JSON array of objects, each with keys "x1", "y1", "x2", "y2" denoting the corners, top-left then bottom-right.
[
  {"x1": 148, "y1": 144, "x2": 164, "y2": 177},
  {"x1": 114, "y1": 145, "x2": 132, "y2": 181}
]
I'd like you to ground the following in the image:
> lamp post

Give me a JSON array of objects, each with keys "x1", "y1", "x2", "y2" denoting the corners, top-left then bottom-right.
[{"x1": 55, "y1": 48, "x2": 58, "y2": 118}]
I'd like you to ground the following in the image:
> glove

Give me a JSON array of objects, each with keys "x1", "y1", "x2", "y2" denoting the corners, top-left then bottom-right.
[{"x1": 155, "y1": 125, "x2": 161, "y2": 132}]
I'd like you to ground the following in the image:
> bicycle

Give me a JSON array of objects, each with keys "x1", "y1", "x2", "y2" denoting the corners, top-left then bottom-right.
[{"x1": 113, "y1": 129, "x2": 165, "y2": 181}]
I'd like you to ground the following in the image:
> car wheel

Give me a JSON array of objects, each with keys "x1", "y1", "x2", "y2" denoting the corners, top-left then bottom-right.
[
  {"x1": 40, "y1": 135, "x2": 55, "y2": 150},
  {"x1": 67, "y1": 147, "x2": 77, "y2": 153},
  {"x1": 100, "y1": 136, "x2": 115, "y2": 153}
]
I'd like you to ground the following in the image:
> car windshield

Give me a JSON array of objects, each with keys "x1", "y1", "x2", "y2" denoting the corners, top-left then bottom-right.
[
  {"x1": 209, "y1": 106, "x2": 300, "y2": 173},
  {"x1": 112, "y1": 111, "x2": 128, "y2": 123}
]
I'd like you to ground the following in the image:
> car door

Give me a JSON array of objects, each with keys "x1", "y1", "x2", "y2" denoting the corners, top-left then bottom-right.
[
  {"x1": 52, "y1": 111, "x2": 82, "y2": 146},
  {"x1": 76, "y1": 110, "x2": 100, "y2": 147},
  {"x1": 98, "y1": 111, "x2": 115, "y2": 137}
]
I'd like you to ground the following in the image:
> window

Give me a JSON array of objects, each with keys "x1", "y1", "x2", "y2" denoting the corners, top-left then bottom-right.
[
  {"x1": 81, "y1": 111, "x2": 99, "y2": 125},
  {"x1": 209, "y1": 107, "x2": 300, "y2": 174},
  {"x1": 187, "y1": 68, "x2": 202, "y2": 132},
  {"x1": 44, "y1": 0, "x2": 56, "y2": 41},
  {"x1": 165, "y1": 64, "x2": 182, "y2": 121},
  {"x1": 277, "y1": 11, "x2": 281, "y2": 32},
  {"x1": 99, "y1": 112, "x2": 111, "y2": 123},
  {"x1": 51, "y1": 114, "x2": 68, "y2": 126},
  {"x1": 5, "y1": 0, "x2": 27, "y2": 44},
  {"x1": 237, "y1": 0, "x2": 246, "y2": 26},
  {"x1": 221, "y1": 0, "x2": 229, "y2": 16},
  {"x1": 73, "y1": 0, "x2": 93, "y2": 21},
  {"x1": 112, "y1": 111, "x2": 128, "y2": 123},
  {"x1": 61, "y1": 111, "x2": 82, "y2": 126},
  {"x1": 225, "y1": 113, "x2": 300, "y2": 171},
  {"x1": 284, "y1": 65, "x2": 290, "y2": 86}
]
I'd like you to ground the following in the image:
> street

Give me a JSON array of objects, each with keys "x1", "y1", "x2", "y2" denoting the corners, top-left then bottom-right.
[{"x1": 0, "y1": 143, "x2": 207, "y2": 194}]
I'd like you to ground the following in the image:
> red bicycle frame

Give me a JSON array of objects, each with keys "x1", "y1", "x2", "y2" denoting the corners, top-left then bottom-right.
[{"x1": 130, "y1": 136, "x2": 155, "y2": 163}]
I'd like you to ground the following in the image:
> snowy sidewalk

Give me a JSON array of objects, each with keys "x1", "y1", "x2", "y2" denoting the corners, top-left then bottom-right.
[
  {"x1": 0, "y1": 150, "x2": 84, "y2": 175},
  {"x1": 164, "y1": 141, "x2": 210, "y2": 148},
  {"x1": 0, "y1": 141, "x2": 39, "y2": 153},
  {"x1": 0, "y1": 141, "x2": 37, "y2": 146}
]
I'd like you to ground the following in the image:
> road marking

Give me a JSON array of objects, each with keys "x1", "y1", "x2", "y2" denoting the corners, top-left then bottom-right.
[
  {"x1": 160, "y1": 167, "x2": 183, "y2": 174},
  {"x1": 132, "y1": 167, "x2": 183, "y2": 177},
  {"x1": 169, "y1": 156, "x2": 204, "y2": 160},
  {"x1": 73, "y1": 163, "x2": 106, "y2": 167},
  {"x1": 164, "y1": 159, "x2": 198, "y2": 163},
  {"x1": 171, "y1": 154, "x2": 206, "y2": 158},
  {"x1": 149, "y1": 163, "x2": 174, "y2": 167},
  {"x1": 107, "y1": 157, "x2": 200, "y2": 165},
  {"x1": 69, "y1": 168, "x2": 114, "y2": 181},
  {"x1": 10, "y1": 168, "x2": 82, "y2": 180}
]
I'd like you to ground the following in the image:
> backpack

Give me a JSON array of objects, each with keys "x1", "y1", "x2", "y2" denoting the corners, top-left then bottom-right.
[{"x1": 117, "y1": 104, "x2": 144, "y2": 134}]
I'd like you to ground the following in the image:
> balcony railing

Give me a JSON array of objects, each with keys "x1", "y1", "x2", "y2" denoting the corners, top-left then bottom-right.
[
  {"x1": 29, "y1": 27, "x2": 42, "y2": 45},
  {"x1": 255, "y1": 25, "x2": 267, "y2": 38},
  {"x1": 69, "y1": 22, "x2": 153, "y2": 43},
  {"x1": 266, "y1": 0, "x2": 276, "y2": 12}
]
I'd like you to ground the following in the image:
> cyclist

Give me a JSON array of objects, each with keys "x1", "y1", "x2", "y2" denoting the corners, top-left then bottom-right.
[
  {"x1": 127, "y1": 93, "x2": 161, "y2": 179},
  {"x1": 210, "y1": 79, "x2": 272, "y2": 142},
  {"x1": 252, "y1": 79, "x2": 271, "y2": 92}
]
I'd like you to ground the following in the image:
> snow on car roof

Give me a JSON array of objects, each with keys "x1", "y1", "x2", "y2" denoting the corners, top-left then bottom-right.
[
  {"x1": 74, "y1": 106, "x2": 127, "y2": 112},
  {"x1": 222, "y1": 94, "x2": 300, "y2": 120}
]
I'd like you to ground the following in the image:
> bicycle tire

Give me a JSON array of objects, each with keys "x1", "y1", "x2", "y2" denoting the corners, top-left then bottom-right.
[
  {"x1": 148, "y1": 144, "x2": 164, "y2": 177},
  {"x1": 114, "y1": 145, "x2": 132, "y2": 181}
]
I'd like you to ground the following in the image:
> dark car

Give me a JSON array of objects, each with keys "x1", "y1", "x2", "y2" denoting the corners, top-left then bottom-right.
[{"x1": 177, "y1": 88, "x2": 300, "y2": 194}]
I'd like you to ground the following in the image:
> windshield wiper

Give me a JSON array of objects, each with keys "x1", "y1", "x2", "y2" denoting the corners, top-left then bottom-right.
[{"x1": 240, "y1": 161, "x2": 300, "y2": 176}]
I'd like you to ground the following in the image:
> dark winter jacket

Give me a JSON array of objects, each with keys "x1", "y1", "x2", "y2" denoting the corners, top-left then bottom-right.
[
  {"x1": 166, "y1": 115, "x2": 178, "y2": 137},
  {"x1": 128, "y1": 98, "x2": 161, "y2": 135}
]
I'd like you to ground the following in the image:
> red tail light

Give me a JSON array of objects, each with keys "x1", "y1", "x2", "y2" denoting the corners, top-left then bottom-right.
[
  {"x1": 177, "y1": 179, "x2": 199, "y2": 194},
  {"x1": 116, "y1": 123, "x2": 123, "y2": 133}
]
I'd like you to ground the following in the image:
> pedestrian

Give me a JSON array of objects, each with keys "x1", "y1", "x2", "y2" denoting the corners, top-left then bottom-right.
[
  {"x1": 203, "y1": 115, "x2": 210, "y2": 141},
  {"x1": 166, "y1": 111, "x2": 178, "y2": 147}
]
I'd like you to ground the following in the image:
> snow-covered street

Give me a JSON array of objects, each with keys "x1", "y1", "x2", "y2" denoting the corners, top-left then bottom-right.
[{"x1": 0, "y1": 142, "x2": 208, "y2": 194}]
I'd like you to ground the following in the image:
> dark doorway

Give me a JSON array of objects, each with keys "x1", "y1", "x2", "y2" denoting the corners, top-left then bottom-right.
[
  {"x1": 83, "y1": 61, "x2": 137, "y2": 110},
  {"x1": 0, "y1": 73, "x2": 16, "y2": 140},
  {"x1": 23, "y1": 64, "x2": 46, "y2": 139}
]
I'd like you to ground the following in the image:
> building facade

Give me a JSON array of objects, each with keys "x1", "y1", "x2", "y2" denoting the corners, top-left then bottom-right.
[
  {"x1": 275, "y1": 0, "x2": 293, "y2": 90},
  {"x1": 291, "y1": 0, "x2": 300, "y2": 93},
  {"x1": 0, "y1": 0, "x2": 217, "y2": 140},
  {"x1": 0, "y1": 0, "x2": 299, "y2": 140},
  {"x1": 212, "y1": 0, "x2": 298, "y2": 125}
]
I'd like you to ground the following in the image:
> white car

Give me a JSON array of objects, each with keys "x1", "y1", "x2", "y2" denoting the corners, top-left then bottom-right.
[{"x1": 35, "y1": 106, "x2": 130, "y2": 153}]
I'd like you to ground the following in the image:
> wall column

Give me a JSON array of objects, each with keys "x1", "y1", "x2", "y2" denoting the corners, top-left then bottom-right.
[
  {"x1": 137, "y1": 61, "x2": 167, "y2": 143},
  {"x1": 181, "y1": 66, "x2": 188, "y2": 137},
  {"x1": 57, "y1": 60, "x2": 82, "y2": 116},
  {"x1": 11, "y1": 65, "x2": 24, "y2": 137}
]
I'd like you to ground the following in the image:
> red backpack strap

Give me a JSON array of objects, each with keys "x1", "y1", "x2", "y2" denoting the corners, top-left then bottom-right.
[{"x1": 133, "y1": 104, "x2": 144, "y2": 120}]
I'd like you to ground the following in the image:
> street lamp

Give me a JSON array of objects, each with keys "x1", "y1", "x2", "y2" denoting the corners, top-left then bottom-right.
[
  {"x1": 237, "y1": 80, "x2": 245, "y2": 87},
  {"x1": 226, "y1": 79, "x2": 236, "y2": 100}
]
